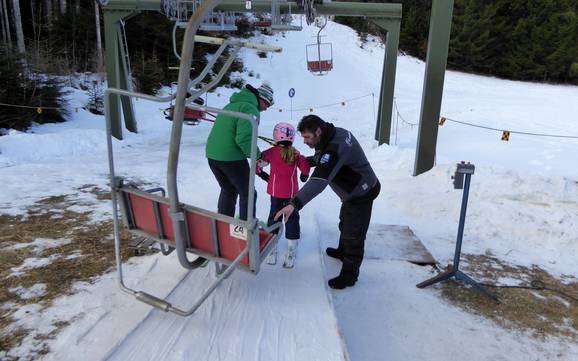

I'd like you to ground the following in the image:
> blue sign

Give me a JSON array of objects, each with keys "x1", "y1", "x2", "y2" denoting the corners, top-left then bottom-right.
[{"x1": 288, "y1": 88, "x2": 295, "y2": 98}]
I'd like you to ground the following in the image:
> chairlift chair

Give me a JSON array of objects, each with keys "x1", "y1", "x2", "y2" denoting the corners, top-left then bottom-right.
[
  {"x1": 105, "y1": 3, "x2": 284, "y2": 317},
  {"x1": 255, "y1": 18, "x2": 273, "y2": 28},
  {"x1": 164, "y1": 96, "x2": 212, "y2": 126},
  {"x1": 163, "y1": 0, "x2": 237, "y2": 31},
  {"x1": 306, "y1": 17, "x2": 333, "y2": 75},
  {"x1": 271, "y1": 0, "x2": 302, "y2": 31}
]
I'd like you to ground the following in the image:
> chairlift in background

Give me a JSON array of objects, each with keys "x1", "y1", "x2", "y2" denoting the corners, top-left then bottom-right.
[
  {"x1": 255, "y1": 19, "x2": 273, "y2": 28},
  {"x1": 270, "y1": 0, "x2": 302, "y2": 31},
  {"x1": 163, "y1": 83, "x2": 215, "y2": 126},
  {"x1": 306, "y1": 17, "x2": 333, "y2": 75},
  {"x1": 254, "y1": 0, "x2": 302, "y2": 31},
  {"x1": 163, "y1": 0, "x2": 237, "y2": 31}
]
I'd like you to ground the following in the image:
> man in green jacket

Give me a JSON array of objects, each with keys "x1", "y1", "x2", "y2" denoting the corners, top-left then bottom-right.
[{"x1": 206, "y1": 82, "x2": 274, "y2": 220}]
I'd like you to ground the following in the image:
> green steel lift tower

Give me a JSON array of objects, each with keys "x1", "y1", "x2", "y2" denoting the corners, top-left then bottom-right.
[{"x1": 99, "y1": 0, "x2": 453, "y2": 176}]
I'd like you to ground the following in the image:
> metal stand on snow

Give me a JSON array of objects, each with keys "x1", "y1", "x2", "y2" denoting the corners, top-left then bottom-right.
[{"x1": 416, "y1": 162, "x2": 499, "y2": 302}]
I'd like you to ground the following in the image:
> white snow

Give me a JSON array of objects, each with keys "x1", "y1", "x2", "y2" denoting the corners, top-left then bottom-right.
[
  {"x1": 0, "y1": 18, "x2": 577, "y2": 361},
  {"x1": 9, "y1": 284, "x2": 48, "y2": 300},
  {"x1": 4, "y1": 238, "x2": 72, "y2": 251},
  {"x1": 10, "y1": 255, "x2": 61, "y2": 277}
]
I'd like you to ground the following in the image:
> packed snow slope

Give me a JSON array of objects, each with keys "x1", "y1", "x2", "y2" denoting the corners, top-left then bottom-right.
[{"x1": 1, "y1": 19, "x2": 577, "y2": 361}]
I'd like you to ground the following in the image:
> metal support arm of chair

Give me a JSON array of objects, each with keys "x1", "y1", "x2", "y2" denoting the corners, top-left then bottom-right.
[{"x1": 135, "y1": 246, "x2": 249, "y2": 316}]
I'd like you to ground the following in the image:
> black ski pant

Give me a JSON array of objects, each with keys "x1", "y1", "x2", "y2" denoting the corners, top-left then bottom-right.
[
  {"x1": 267, "y1": 196, "x2": 300, "y2": 240},
  {"x1": 208, "y1": 159, "x2": 256, "y2": 221},
  {"x1": 336, "y1": 181, "x2": 381, "y2": 280}
]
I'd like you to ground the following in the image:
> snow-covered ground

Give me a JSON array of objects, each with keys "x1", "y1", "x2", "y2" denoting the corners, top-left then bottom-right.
[{"x1": 1, "y1": 19, "x2": 578, "y2": 360}]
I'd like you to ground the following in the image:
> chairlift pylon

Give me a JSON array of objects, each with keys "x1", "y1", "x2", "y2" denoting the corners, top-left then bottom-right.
[{"x1": 306, "y1": 17, "x2": 333, "y2": 75}]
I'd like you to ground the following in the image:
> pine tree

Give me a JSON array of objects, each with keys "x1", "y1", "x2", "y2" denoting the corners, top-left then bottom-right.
[
  {"x1": 86, "y1": 80, "x2": 104, "y2": 114},
  {"x1": 133, "y1": 51, "x2": 163, "y2": 94},
  {"x1": 0, "y1": 48, "x2": 69, "y2": 131}
]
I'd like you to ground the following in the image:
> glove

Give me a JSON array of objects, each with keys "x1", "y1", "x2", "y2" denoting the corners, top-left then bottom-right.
[
  {"x1": 257, "y1": 159, "x2": 269, "y2": 168},
  {"x1": 300, "y1": 173, "x2": 309, "y2": 182},
  {"x1": 258, "y1": 171, "x2": 270, "y2": 182}
]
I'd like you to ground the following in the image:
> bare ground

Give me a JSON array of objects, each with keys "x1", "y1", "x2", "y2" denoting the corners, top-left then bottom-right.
[
  {"x1": 437, "y1": 254, "x2": 578, "y2": 341},
  {"x1": 0, "y1": 186, "x2": 153, "y2": 360}
]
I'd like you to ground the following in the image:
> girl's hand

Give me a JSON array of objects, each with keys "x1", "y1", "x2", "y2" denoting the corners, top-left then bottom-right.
[{"x1": 257, "y1": 159, "x2": 269, "y2": 168}]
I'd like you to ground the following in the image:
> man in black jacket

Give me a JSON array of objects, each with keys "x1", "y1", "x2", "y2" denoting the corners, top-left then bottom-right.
[{"x1": 275, "y1": 114, "x2": 380, "y2": 289}]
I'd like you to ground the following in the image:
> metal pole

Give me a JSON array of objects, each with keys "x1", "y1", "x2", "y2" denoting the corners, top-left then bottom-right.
[
  {"x1": 104, "y1": 90, "x2": 137, "y2": 297},
  {"x1": 413, "y1": 0, "x2": 454, "y2": 175},
  {"x1": 168, "y1": 0, "x2": 220, "y2": 270},
  {"x1": 316, "y1": 18, "x2": 325, "y2": 75},
  {"x1": 453, "y1": 173, "x2": 471, "y2": 269},
  {"x1": 371, "y1": 18, "x2": 400, "y2": 146}
]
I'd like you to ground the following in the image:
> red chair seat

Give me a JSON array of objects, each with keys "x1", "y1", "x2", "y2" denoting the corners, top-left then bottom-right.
[
  {"x1": 307, "y1": 60, "x2": 333, "y2": 72},
  {"x1": 125, "y1": 191, "x2": 274, "y2": 266}
]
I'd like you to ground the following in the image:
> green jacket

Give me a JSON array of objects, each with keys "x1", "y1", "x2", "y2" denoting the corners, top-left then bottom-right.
[{"x1": 205, "y1": 88, "x2": 261, "y2": 161}]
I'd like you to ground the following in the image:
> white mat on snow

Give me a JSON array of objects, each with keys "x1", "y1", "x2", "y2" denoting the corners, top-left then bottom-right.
[{"x1": 103, "y1": 216, "x2": 348, "y2": 361}]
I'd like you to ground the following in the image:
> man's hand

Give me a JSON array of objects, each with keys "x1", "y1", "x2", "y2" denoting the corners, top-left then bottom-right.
[{"x1": 274, "y1": 204, "x2": 295, "y2": 222}]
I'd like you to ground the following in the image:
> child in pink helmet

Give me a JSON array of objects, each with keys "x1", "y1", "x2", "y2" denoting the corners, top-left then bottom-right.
[{"x1": 257, "y1": 122, "x2": 310, "y2": 268}]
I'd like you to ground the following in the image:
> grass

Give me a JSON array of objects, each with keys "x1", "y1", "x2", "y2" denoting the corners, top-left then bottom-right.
[
  {"x1": 439, "y1": 254, "x2": 578, "y2": 340},
  {"x1": 0, "y1": 186, "x2": 151, "y2": 360}
]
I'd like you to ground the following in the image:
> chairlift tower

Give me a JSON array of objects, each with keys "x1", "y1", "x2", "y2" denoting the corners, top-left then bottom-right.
[{"x1": 101, "y1": 0, "x2": 454, "y2": 176}]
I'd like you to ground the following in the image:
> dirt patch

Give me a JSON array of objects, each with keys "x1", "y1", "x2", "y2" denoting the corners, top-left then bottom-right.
[
  {"x1": 78, "y1": 184, "x2": 112, "y2": 201},
  {"x1": 0, "y1": 188, "x2": 154, "y2": 360},
  {"x1": 438, "y1": 254, "x2": 578, "y2": 340}
]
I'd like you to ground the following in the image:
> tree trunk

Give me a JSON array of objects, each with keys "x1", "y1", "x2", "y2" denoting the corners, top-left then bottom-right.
[
  {"x1": 10, "y1": 0, "x2": 25, "y2": 54},
  {"x1": 95, "y1": 1, "x2": 103, "y2": 73},
  {"x1": 1, "y1": 0, "x2": 11, "y2": 49},
  {"x1": 0, "y1": 0, "x2": 9, "y2": 47},
  {"x1": 44, "y1": 0, "x2": 52, "y2": 27},
  {"x1": 59, "y1": 0, "x2": 66, "y2": 16},
  {"x1": 52, "y1": 0, "x2": 58, "y2": 20}
]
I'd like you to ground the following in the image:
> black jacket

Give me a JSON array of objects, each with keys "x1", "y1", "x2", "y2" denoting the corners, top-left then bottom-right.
[{"x1": 291, "y1": 123, "x2": 378, "y2": 210}]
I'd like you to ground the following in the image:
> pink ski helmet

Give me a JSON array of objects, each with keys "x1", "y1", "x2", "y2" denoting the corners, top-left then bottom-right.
[{"x1": 273, "y1": 122, "x2": 296, "y2": 144}]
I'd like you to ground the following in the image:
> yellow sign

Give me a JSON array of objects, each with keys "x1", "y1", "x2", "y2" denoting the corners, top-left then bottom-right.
[{"x1": 501, "y1": 131, "x2": 510, "y2": 141}]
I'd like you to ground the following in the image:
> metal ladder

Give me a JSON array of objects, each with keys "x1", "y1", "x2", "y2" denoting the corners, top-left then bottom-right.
[{"x1": 119, "y1": 19, "x2": 133, "y2": 90}]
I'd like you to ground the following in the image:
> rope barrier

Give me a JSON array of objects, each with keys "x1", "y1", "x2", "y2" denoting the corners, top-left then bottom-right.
[
  {"x1": 393, "y1": 97, "x2": 418, "y2": 127},
  {"x1": 441, "y1": 116, "x2": 578, "y2": 139},
  {"x1": 391, "y1": 97, "x2": 578, "y2": 140},
  {"x1": 271, "y1": 92, "x2": 374, "y2": 112},
  {"x1": 0, "y1": 102, "x2": 61, "y2": 111}
]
